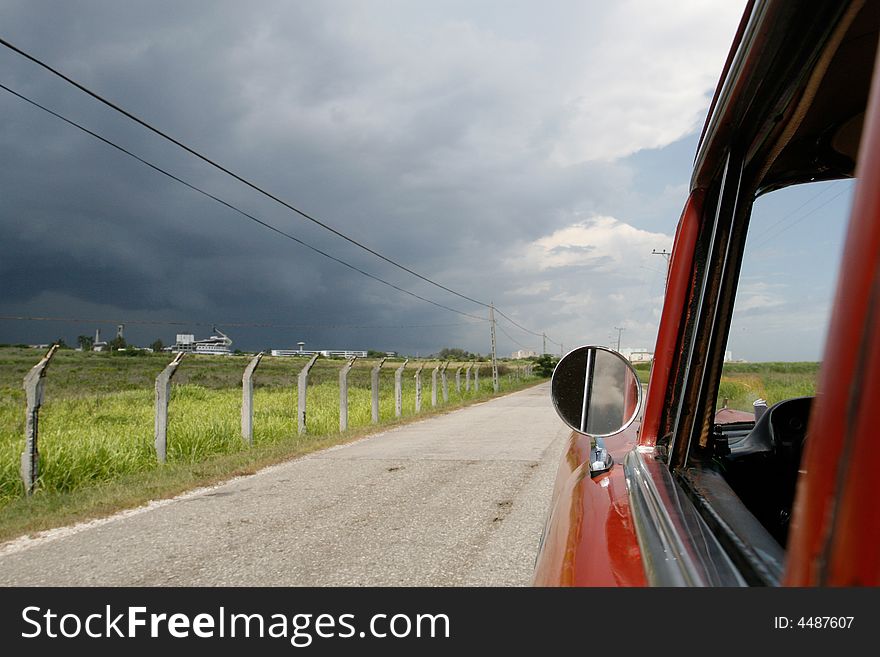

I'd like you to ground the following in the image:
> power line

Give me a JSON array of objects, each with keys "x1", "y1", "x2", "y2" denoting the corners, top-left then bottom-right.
[
  {"x1": 751, "y1": 180, "x2": 842, "y2": 241},
  {"x1": 496, "y1": 323, "x2": 533, "y2": 352},
  {"x1": 0, "y1": 36, "x2": 561, "y2": 344},
  {"x1": 0, "y1": 315, "x2": 485, "y2": 330},
  {"x1": 494, "y1": 308, "x2": 543, "y2": 338},
  {"x1": 493, "y1": 308, "x2": 561, "y2": 345},
  {"x1": 753, "y1": 186, "x2": 849, "y2": 249},
  {"x1": 0, "y1": 36, "x2": 489, "y2": 307},
  {"x1": 0, "y1": 81, "x2": 488, "y2": 323}
]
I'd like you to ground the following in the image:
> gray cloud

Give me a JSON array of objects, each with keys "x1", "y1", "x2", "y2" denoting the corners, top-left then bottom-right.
[{"x1": 0, "y1": 0, "x2": 744, "y2": 355}]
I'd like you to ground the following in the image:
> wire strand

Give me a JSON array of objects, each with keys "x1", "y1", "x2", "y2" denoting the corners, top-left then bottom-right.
[
  {"x1": 496, "y1": 323, "x2": 534, "y2": 352},
  {"x1": 0, "y1": 81, "x2": 488, "y2": 322},
  {"x1": 0, "y1": 36, "x2": 489, "y2": 307},
  {"x1": 0, "y1": 37, "x2": 562, "y2": 343}
]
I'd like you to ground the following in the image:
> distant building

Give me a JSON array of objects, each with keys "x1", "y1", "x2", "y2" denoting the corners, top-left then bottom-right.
[
  {"x1": 271, "y1": 348, "x2": 317, "y2": 357},
  {"x1": 270, "y1": 348, "x2": 367, "y2": 358},
  {"x1": 173, "y1": 328, "x2": 233, "y2": 355},
  {"x1": 511, "y1": 349, "x2": 538, "y2": 359},
  {"x1": 629, "y1": 351, "x2": 653, "y2": 363},
  {"x1": 93, "y1": 328, "x2": 108, "y2": 352},
  {"x1": 319, "y1": 350, "x2": 367, "y2": 358},
  {"x1": 621, "y1": 348, "x2": 653, "y2": 363}
]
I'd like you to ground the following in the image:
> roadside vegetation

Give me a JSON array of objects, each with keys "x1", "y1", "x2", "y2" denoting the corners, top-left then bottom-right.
[
  {"x1": 633, "y1": 361, "x2": 821, "y2": 411},
  {"x1": 0, "y1": 347, "x2": 541, "y2": 541},
  {"x1": 715, "y1": 362, "x2": 820, "y2": 411}
]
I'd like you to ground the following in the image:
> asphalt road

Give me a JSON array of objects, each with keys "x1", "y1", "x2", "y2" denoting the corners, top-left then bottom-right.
[{"x1": 0, "y1": 382, "x2": 568, "y2": 586}]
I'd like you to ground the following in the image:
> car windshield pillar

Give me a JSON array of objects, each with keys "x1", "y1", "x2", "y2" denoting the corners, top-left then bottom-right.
[{"x1": 668, "y1": 150, "x2": 747, "y2": 470}]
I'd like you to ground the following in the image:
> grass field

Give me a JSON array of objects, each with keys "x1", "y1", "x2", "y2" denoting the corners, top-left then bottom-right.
[
  {"x1": 633, "y1": 361, "x2": 820, "y2": 411},
  {"x1": 0, "y1": 348, "x2": 538, "y2": 539},
  {"x1": 715, "y1": 362, "x2": 820, "y2": 411}
]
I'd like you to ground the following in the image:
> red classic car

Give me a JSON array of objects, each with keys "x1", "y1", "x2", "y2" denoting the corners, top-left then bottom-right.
[{"x1": 534, "y1": 0, "x2": 880, "y2": 586}]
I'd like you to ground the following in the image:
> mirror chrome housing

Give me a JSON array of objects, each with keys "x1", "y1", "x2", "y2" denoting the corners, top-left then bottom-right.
[{"x1": 550, "y1": 345, "x2": 643, "y2": 476}]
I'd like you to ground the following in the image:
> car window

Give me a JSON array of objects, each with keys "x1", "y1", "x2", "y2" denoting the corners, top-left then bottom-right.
[{"x1": 715, "y1": 179, "x2": 855, "y2": 418}]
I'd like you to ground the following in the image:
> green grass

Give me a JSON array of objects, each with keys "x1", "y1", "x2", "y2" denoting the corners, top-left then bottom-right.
[
  {"x1": 633, "y1": 359, "x2": 820, "y2": 411},
  {"x1": 633, "y1": 362, "x2": 651, "y2": 384},
  {"x1": 0, "y1": 348, "x2": 540, "y2": 539},
  {"x1": 715, "y1": 362, "x2": 820, "y2": 412}
]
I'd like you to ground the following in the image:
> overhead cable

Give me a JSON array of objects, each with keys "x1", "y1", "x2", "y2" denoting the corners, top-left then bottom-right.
[
  {"x1": 0, "y1": 82, "x2": 487, "y2": 322},
  {"x1": 0, "y1": 36, "x2": 562, "y2": 344}
]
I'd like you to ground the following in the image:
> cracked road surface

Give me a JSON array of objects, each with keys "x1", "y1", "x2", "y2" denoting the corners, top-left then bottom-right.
[{"x1": 0, "y1": 383, "x2": 567, "y2": 586}]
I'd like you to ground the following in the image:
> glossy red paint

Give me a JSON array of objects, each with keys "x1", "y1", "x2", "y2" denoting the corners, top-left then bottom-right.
[
  {"x1": 535, "y1": 0, "x2": 879, "y2": 587},
  {"x1": 533, "y1": 190, "x2": 706, "y2": 586},
  {"x1": 784, "y1": 46, "x2": 880, "y2": 586},
  {"x1": 532, "y1": 426, "x2": 646, "y2": 587},
  {"x1": 639, "y1": 190, "x2": 703, "y2": 447}
]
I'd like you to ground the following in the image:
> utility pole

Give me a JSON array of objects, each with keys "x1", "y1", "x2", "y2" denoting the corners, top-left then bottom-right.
[
  {"x1": 651, "y1": 248, "x2": 671, "y2": 264},
  {"x1": 652, "y1": 248, "x2": 672, "y2": 284},
  {"x1": 489, "y1": 303, "x2": 499, "y2": 392},
  {"x1": 613, "y1": 326, "x2": 625, "y2": 352},
  {"x1": 542, "y1": 332, "x2": 547, "y2": 355}
]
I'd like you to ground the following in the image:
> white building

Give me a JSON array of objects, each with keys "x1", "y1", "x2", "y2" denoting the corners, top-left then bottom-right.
[
  {"x1": 270, "y1": 348, "x2": 367, "y2": 358},
  {"x1": 620, "y1": 347, "x2": 653, "y2": 363},
  {"x1": 271, "y1": 348, "x2": 317, "y2": 357},
  {"x1": 320, "y1": 350, "x2": 367, "y2": 358},
  {"x1": 511, "y1": 349, "x2": 538, "y2": 359},
  {"x1": 93, "y1": 328, "x2": 108, "y2": 352},
  {"x1": 173, "y1": 328, "x2": 233, "y2": 355}
]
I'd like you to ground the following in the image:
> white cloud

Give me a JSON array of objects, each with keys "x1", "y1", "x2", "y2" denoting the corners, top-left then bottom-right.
[
  {"x1": 731, "y1": 281, "x2": 787, "y2": 313},
  {"x1": 517, "y1": 215, "x2": 672, "y2": 271},
  {"x1": 512, "y1": 282, "x2": 552, "y2": 296},
  {"x1": 224, "y1": 0, "x2": 745, "y2": 170},
  {"x1": 494, "y1": 215, "x2": 672, "y2": 352},
  {"x1": 548, "y1": 0, "x2": 746, "y2": 163}
]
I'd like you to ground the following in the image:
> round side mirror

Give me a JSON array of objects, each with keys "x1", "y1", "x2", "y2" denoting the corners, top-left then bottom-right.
[{"x1": 551, "y1": 345, "x2": 642, "y2": 437}]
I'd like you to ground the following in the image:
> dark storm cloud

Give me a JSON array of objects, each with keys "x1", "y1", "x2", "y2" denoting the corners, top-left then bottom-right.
[{"x1": 0, "y1": 0, "x2": 743, "y2": 354}]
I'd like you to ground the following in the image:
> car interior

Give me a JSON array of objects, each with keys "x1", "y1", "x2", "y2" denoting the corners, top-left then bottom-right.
[{"x1": 676, "y1": 1, "x2": 878, "y2": 584}]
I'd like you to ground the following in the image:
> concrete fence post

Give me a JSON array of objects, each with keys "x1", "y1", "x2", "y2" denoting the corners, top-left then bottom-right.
[
  {"x1": 441, "y1": 361, "x2": 450, "y2": 403},
  {"x1": 431, "y1": 363, "x2": 440, "y2": 407},
  {"x1": 339, "y1": 356, "x2": 357, "y2": 432},
  {"x1": 20, "y1": 344, "x2": 59, "y2": 495},
  {"x1": 155, "y1": 352, "x2": 185, "y2": 464},
  {"x1": 455, "y1": 365, "x2": 462, "y2": 393},
  {"x1": 465, "y1": 361, "x2": 473, "y2": 392},
  {"x1": 241, "y1": 352, "x2": 263, "y2": 445},
  {"x1": 394, "y1": 359, "x2": 408, "y2": 417},
  {"x1": 371, "y1": 357, "x2": 387, "y2": 424},
  {"x1": 298, "y1": 353, "x2": 320, "y2": 435},
  {"x1": 415, "y1": 364, "x2": 425, "y2": 413},
  {"x1": 474, "y1": 363, "x2": 481, "y2": 392}
]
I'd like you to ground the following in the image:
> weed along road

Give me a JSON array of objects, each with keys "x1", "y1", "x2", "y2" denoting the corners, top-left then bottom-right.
[{"x1": 0, "y1": 383, "x2": 566, "y2": 586}]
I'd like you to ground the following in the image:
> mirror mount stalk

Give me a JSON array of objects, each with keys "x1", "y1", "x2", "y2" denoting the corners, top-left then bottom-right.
[{"x1": 589, "y1": 437, "x2": 613, "y2": 476}]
